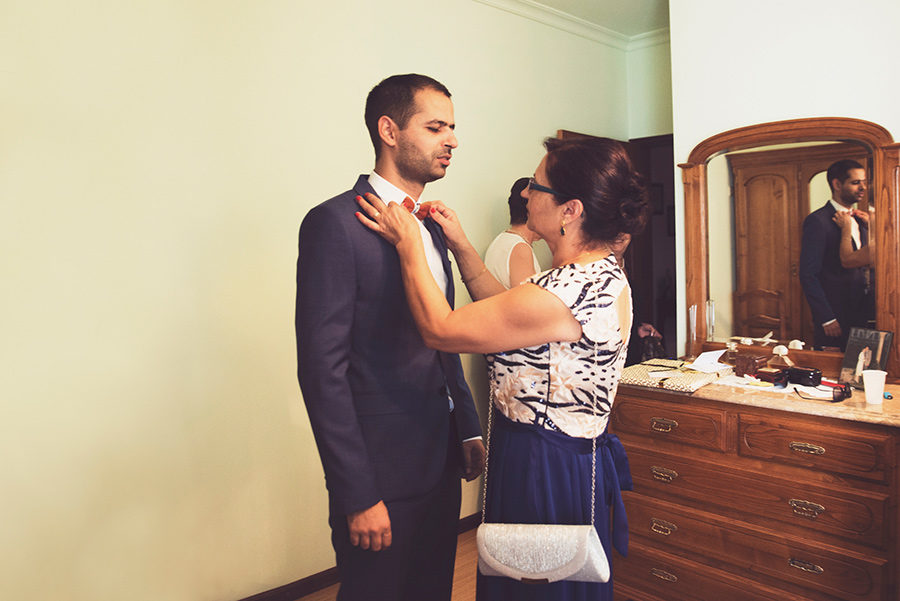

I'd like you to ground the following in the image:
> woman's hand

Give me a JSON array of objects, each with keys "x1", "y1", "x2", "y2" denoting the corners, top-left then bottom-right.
[
  {"x1": 356, "y1": 193, "x2": 420, "y2": 247},
  {"x1": 832, "y1": 210, "x2": 854, "y2": 230},
  {"x1": 423, "y1": 200, "x2": 469, "y2": 252}
]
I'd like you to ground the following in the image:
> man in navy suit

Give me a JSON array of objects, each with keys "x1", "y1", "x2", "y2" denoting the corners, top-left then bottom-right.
[
  {"x1": 296, "y1": 74, "x2": 484, "y2": 601},
  {"x1": 799, "y1": 159, "x2": 872, "y2": 350}
]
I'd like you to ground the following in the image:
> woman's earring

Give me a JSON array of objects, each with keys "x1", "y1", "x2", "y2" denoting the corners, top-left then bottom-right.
[{"x1": 560, "y1": 221, "x2": 566, "y2": 236}]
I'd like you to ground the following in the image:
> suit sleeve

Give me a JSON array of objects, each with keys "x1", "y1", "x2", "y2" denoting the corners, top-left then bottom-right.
[
  {"x1": 798, "y1": 215, "x2": 835, "y2": 325},
  {"x1": 443, "y1": 351, "x2": 482, "y2": 441},
  {"x1": 296, "y1": 205, "x2": 380, "y2": 515}
]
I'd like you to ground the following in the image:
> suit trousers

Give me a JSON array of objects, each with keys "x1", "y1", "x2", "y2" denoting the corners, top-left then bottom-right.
[{"x1": 329, "y1": 416, "x2": 462, "y2": 601}]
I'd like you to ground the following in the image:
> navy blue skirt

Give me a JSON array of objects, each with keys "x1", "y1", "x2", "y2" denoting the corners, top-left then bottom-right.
[{"x1": 477, "y1": 413, "x2": 632, "y2": 601}]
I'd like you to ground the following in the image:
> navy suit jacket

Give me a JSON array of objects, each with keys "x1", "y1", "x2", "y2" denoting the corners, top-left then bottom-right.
[
  {"x1": 798, "y1": 202, "x2": 869, "y2": 346},
  {"x1": 296, "y1": 175, "x2": 482, "y2": 516}
]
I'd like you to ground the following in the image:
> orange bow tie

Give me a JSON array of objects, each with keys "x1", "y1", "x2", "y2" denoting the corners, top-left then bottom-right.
[{"x1": 401, "y1": 197, "x2": 432, "y2": 220}]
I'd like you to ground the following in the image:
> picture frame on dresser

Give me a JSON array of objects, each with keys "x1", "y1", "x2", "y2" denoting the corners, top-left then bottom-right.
[{"x1": 840, "y1": 328, "x2": 894, "y2": 389}]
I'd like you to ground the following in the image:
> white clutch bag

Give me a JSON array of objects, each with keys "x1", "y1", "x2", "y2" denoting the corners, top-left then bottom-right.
[{"x1": 476, "y1": 523, "x2": 609, "y2": 584}]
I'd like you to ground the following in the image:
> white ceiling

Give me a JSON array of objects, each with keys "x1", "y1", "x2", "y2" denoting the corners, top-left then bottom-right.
[{"x1": 534, "y1": 0, "x2": 669, "y2": 37}]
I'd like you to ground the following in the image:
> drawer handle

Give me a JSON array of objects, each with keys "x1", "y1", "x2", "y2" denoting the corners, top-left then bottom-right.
[
  {"x1": 789, "y1": 558, "x2": 824, "y2": 575},
  {"x1": 650, "y1": 567, "x2": 678, "y2": 582},
  {"x1": 651, "y1": 466, "x2": 679, "y2": 483},
  {"x1": 650, "y1": 417, "x2": 678, "y2": 433},
  {"x1": 650, "y1": 517, "x2": 678, "y2": 536},
  {"x1": 789, "y1": 441, "x2": 826, "y2": 456},
  {"x1": 789, "y1": 498, "x2": 826, "y2": 519}
]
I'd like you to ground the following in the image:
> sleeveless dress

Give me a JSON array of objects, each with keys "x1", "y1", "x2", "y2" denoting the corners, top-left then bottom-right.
[
  {"x1": 484, "y1": 230, "x2": 542, "y2": 288},
  {"x1": 478, "y1": 257, "x2": 634, "y2": 601}
]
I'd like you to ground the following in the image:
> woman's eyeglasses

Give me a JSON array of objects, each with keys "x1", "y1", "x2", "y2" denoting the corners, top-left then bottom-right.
[{"x1": 527, "y1": 177, "x2": 568, "y2": 199}]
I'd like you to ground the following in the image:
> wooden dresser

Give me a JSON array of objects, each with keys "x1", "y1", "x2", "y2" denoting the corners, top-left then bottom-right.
[{"x1": 610, "y1": 382, "x2": 900, "y2": 601}]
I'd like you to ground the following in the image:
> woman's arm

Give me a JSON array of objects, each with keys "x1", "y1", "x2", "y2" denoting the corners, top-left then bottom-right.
[
  {"x1": 356, "y1": 194, "x2": 581, "y2": 354},
  {"x1": 423, "y1": 201, "x2": 507, "y2": 300},
  {"x1": 833, "y1": 210, "x2": 873, "y2": 268},
  {"x1": 412, "y1": 283, "x2": 581, "y2": 353},
  {"x1": 508, "y1": 243, "x2": 538, "y2": 287}
]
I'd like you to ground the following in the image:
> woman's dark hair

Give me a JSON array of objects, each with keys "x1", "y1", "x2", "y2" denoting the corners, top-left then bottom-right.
[
  {"x1": 508, "y1": 177, "x2": 529, "y2": 225},
  {"x1": 542, "y1": 136, "x2": 649, "y2": 243}
]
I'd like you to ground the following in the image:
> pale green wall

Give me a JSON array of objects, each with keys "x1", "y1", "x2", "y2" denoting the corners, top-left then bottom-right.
[
  {"x1": 669, "y1": 0, "x2": 900, "y2": 353},
  {"x1": 0, "y1": 1, "x2": 671, "y2": 600},
  {"x1": 627, "y1": 35, "x2": 674, "y2": 139}
]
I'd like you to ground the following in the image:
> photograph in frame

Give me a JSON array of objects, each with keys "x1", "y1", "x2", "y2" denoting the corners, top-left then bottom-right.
[{"x1": 839, "y1": 327, "x2": 893, "y2": 389}]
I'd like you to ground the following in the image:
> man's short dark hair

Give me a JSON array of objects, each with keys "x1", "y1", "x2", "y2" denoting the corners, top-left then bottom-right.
[
  {"x1": 364, "y1": 74, "x2": 451, "y2": 159},
  {"x1": 826, "y1": 159, "x2": 865, "y2": 192}
]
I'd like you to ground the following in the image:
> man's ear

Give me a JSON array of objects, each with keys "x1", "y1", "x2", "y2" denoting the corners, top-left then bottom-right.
[{"x1": 378, "y1": 115, "x2": 399, "y2": 150}]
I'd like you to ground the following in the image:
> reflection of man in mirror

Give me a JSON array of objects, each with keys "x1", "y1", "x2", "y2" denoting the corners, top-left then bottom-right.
[{"x1": 799, "y1": 159, "x2": 874, "y2": 350}]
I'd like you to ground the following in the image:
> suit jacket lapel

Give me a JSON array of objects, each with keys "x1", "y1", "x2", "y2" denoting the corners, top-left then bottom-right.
[
  {"x1": 352, "y1": 175, "x2": 377, "y2": 202},
  {"x1": 423, "y1": 218, "x2": 455, "y2": 307}
]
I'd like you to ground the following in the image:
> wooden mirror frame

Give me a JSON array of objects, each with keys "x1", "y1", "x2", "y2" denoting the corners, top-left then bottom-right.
[{"x1": 680, "y1": 117, "x2": 900, "y2": 377}]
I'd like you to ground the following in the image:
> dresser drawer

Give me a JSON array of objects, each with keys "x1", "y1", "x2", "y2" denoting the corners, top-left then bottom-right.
[
  {"x1": 627, "y1": 448, "x2": 889, "y2": 550},
  {"x1": 738, "y1": 415, "x2": 891, "y2": 483},
  {"x1": 615, "y1": 541, "x2": 811, "y2": 601},
  {"x1": 611, "y1": 396, "x2": 727, "y2": 452},
  {"x1": 625, "y1": 494, "x2": 886, "y2": 601}
]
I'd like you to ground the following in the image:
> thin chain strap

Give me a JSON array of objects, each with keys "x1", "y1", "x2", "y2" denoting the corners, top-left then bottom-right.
[
  {"x1": 481, "y1": 342, "x2": 600, "y2": 526},
  {"x1": 590, "y1": 420, "x2": 597, "y2": 526},
  {"x1": 480, "y1": 374, "x2": 494, "y2": 524}
]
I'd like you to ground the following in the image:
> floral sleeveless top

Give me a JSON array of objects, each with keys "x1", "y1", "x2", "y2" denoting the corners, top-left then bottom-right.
[{"x1": 486, "y1": 256, "x2": 632, "y2": 439}]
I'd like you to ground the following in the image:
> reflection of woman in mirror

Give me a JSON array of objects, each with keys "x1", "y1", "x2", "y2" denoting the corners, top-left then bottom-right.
[
  {"x1": 833, "y1": 209, "x2": 875, "y2": 268},
  {"x1": 483, "y1": 177, "x2": 542, "y2": 288}
]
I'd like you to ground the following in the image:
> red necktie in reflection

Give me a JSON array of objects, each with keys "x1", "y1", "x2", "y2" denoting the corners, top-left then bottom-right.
[{"x1": 402, "y1": 197, "x2": 431, "y2": 220}]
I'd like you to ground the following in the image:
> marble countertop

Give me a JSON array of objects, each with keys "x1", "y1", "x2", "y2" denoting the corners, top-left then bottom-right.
[{"x1": 688, "y1": 380, "x2": 900, "y2": 427}]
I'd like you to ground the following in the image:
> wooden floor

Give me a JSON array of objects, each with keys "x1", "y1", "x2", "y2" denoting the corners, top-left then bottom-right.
[{"x1": 296, "y1": 528, "x2": 478, "y2": 601}]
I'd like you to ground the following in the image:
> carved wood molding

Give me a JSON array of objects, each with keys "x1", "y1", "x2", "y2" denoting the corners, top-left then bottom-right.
[{"x1": 684, "y1": 118, "x2": 894, "y2": 167}]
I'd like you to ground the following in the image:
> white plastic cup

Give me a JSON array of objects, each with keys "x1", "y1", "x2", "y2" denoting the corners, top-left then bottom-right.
[{"x1": 862, "y1": 370, "x2": 887, "y2": 405}]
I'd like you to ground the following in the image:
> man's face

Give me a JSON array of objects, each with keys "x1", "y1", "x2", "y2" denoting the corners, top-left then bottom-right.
[
  {"x1": 394, "y1": 89, "x2": 458, "y2": 185},
  {"x1": 835, "y1": 168, "x2": 867, "y2": 207}
]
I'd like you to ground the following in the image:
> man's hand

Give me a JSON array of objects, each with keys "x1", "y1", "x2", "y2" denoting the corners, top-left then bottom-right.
[
  {"x1": 823, "y1": 320, "x2": 842, "y2": 339},
  {"x1": 637, "y1": 322, "x2": 661, "y2": 339},
  {"x1": 346, "y1": 500, "x2": 392, "y2": 551},
  {"x1": 461, "y1": 438, "x2": 486, "y2": 481}
]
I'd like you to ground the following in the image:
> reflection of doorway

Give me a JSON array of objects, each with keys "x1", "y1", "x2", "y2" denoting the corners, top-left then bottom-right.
[
  {"x1": 728, "y1": 143, "x2": 869, "y2": 343},
  {"x1": 557, "y1": 130, "x2": 677, "y2": 356}
]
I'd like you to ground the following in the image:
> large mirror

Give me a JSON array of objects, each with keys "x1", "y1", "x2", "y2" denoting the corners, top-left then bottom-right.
[
  {"x1": 708, "y1": 141, "x2": 872, "y2": 346},
  {"x1": 680, "y1": 118, "x2": 900, "y2": 377}
]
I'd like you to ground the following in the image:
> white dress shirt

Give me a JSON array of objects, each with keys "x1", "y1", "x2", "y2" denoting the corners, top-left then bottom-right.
[
  {"x1": 829, "y1": 199, "x2": 861, "y2": 248},
  {"x1": 368, "y1": 172, "x2": 449, "y2": 294}
]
